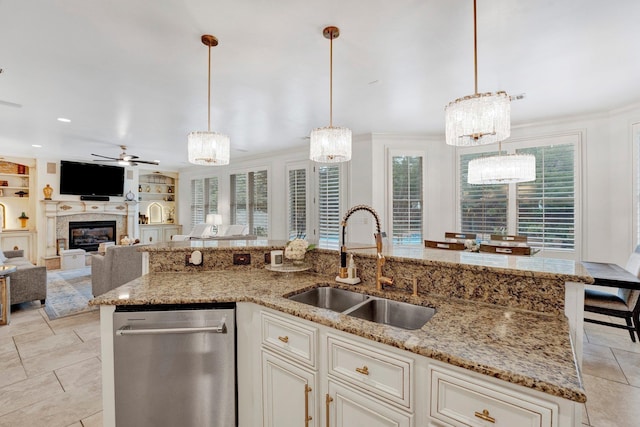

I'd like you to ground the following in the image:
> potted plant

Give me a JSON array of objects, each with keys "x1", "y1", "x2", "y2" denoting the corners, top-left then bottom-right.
[{"x1": 18, "y1": 212, "x2": 29, "y2": 228}]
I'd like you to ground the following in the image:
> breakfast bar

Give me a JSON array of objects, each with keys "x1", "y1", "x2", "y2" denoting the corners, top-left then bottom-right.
[{"x1": 91, "y1": 240, "x2": 593, "y2": 427}]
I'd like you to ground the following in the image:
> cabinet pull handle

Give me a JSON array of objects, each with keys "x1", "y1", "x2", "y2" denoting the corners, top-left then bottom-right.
[
  {"x1": 304, "y1": 384, "x2": 312, "y2": 427},
  {"x1": 355, "y1": 365, "x2": 369, "y2": 375},
  {"x1": 278, "y1": 335, "x2": 289, "y2": 343},
  {"x1": 325, "y1": 394, "x2": 333, "y2": 427},
  {"x1": 474, "y1": 409, "x2": 496, "y2": 423}
]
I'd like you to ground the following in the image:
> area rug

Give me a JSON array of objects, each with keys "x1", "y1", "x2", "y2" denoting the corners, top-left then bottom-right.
[{"x1": 44, "y1": 266, "x2": 97, "y2": 320}]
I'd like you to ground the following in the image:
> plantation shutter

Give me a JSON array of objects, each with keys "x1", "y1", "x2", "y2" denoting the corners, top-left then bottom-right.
[
  {"x1": 318, "y1": 165, "x2": 341, "y2": 249},
  {"x1": 516, "y1": 144, "x2": 575, "y2": 250},
  {"x1": 190, "y1": 179, "x2": 204, "y2": 226},
  {"x1": 288, "y1": 168, "x2": 307, "y2": 239},
  {"x1": 392, "y1": 156, "x2": 423, "y2": 245},
  {"x1": 250, "y1": 170, "x2": 269, "y2": 237},
  {"x1": 191, "y1": 177, "x2": 218, "y2": 228},
  {"x1": 204, "y1": 177, "x2": 218, "y2": 216},
  {"x1": 460, "y1": 153, "x2": 508, "y2": 235},
  {"x1": 230, "y1": 173, "x2": 247, "y2": 226}
]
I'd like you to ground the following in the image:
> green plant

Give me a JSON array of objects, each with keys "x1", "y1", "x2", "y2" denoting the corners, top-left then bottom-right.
[{"x1": 18, "y1": 212, "x2": 29, "y2": 219}]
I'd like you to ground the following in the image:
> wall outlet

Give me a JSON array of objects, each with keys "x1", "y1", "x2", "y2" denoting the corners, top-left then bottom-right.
[{"x1": 233, "y1": 253, "x2": 251, "y2": 265}]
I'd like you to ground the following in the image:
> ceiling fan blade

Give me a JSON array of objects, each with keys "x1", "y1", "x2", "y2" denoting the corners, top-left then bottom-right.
[
  {"x1": 132, "y1": 159, "x2": 160, "y2": 165},
  {"x1": 122, "y1": 154, "x2": 139, "y2": 161},
  {"x1": 91, "y1": 153, "x2": 119, "y2": 160}
]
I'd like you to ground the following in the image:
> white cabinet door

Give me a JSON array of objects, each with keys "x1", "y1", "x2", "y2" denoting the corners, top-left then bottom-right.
[
  {"x1": 262, "y1": 350, "x2": 317, "y2": 427},
  {"x1": 1, "y1": 234, "x2": 31, "y2": 259},
  {"x1": 140, "y1": 227, "x2": 160, "y2": 244},
  {"x1": 327, "y1": 380, "x2": 412, "y2": 427},
  {"x1": 162, "y1": 226, "x2": 181, "y2": 242}
]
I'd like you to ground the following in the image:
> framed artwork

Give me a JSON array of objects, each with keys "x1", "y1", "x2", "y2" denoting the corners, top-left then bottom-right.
[{"x1": 56, "y1": 238, "x2": 67, "y2": 255}]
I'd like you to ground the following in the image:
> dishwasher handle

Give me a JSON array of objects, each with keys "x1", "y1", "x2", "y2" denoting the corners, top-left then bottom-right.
[{"x1": 116, "y1": 321, "x2": 227, "y2": 336}]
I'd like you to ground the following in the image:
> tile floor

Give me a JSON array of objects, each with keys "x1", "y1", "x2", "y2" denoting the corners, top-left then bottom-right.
[{"x1": 0, "y1": 305, "x2": 638, "y2": 426}]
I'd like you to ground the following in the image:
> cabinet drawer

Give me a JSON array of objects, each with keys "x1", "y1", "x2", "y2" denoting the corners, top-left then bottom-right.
[
  {"x1": 327, "y1": 334, "x2": 412, "y2": 409},
  {"x1": 261, "y1": 312, "x2": 317, "y2": 368},
  {"x1": 430, "y1": 365, "x2": 557, "y2": 427}
]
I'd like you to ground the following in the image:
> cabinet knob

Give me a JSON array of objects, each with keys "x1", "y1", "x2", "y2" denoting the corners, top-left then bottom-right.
[
  {"x1": 474, "y1": 409, "x2": 496, "y2": 423},
  {"x1": 355, "y1": 365, "x2": 369, "y2": 376},
  {"x1": 278, "y1": 335, "x2": 289, "y2": 344}
]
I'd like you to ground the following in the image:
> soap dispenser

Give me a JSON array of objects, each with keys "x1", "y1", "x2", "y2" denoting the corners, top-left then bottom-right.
[
  {"x1": 336, "y1": 253, "x2": 361, "y2": 284},
  {"x1": 348, "y1": 254, "x2": 357, "y2": 279}
]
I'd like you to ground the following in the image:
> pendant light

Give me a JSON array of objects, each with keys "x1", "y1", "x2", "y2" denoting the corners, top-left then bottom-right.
[
  {"x1": 467, "y1": 140, "x2": 535, "y2": 184},
  {"x1": 445, "y1": 0, "x2": 510, "y2": 146},
  {"x1": 188, "y1": 34, "x2": 230, "y2": 166},
  {"x1": 309, "y1": 26, "x2": 352, "y2": 163}
]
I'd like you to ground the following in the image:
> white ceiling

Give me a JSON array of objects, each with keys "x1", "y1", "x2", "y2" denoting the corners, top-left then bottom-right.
[{"x1": 1, "y1": 0, "x2": 640, "y2": 170}]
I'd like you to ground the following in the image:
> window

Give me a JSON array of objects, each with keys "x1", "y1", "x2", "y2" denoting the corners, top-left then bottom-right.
[
  {"x1": 317, "y1": 165, "x2": 341, "y2": 249},
  {"x1": 391, "y1": 155, "x2": 423, "y2": 245},
  {"x1": 231, "y1": 170, "x2": 268, "y2": 237},
  {"x1": 459, "y1": 135, "x2": 578, "y2": 253},
  {"x1": 460, "y1": 152, "x2": 508, "y2": 235},
  {"x1": 190, "y1": 177, "x2": 218, "y2": 227},
  {"x1": 516, "y1": 144, "x2": 575, "y2": 250},
  {"x1": 288, "y1": 167, "x2": 307, "y2": 240}
]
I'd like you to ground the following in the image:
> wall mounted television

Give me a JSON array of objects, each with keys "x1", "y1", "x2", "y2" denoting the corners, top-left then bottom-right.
[{"x1": 59, "y1": 160, "x2": 125, "y2": 196}]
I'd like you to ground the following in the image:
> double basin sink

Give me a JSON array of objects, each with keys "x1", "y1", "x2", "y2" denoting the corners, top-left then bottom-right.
[{"x1": 288, "y1": 287, "x2": 436, "y2": 330}]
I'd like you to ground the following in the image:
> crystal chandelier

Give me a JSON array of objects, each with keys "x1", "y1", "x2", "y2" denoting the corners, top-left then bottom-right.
[
  {"x1": 310, "y1": 26, "x2": 352, "y2": 163},
  {"x1": 445, "y1": 0, "x2": 510, "y2": 146},
  {"x1": 188, "y1": 35, "x2": 230, "y2": 166},
  {"x1": 468, "y1": 142, "x2": 536, "y2": 184}
]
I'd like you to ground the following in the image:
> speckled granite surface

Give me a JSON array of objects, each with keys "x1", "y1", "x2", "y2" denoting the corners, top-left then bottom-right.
[
  {"x1": 91, "y1": 268, "x2": 586, "y2": 403},
  {"x1": 140, "y1": 240, "x2": 593, "y2": 314}
]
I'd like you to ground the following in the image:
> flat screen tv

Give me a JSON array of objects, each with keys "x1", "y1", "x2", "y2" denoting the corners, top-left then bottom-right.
[{"x1": 59, "y1": 160, "x2": 125, "y2": 196}]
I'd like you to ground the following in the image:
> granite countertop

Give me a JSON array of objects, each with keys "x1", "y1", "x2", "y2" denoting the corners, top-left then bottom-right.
[{"x1": 91, "y1": 268, "x2": 586, "y2": 403}]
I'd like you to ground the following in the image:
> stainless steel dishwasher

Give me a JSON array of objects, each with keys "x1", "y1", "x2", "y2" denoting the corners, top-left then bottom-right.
[{"x1": 113, "y1": 303, "x2": 236, "y2": 427}]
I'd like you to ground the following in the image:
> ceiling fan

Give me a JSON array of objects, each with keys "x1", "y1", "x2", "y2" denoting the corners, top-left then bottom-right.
[{"x1": 91, "y1": 145, "x2": 159, "y2": 166}]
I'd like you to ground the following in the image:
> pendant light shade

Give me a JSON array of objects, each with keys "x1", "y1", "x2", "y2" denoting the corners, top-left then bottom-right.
[
  {"x1": 188, "y1": 34, "x2": 230, "y2": 166},
  {"x1": 445, "y1": 0, "x2": 510, "y2": 146},
  {"x1": 468, "y1": 143, "x2": 535, "y2": 184},
  {"x1": 310, "y1": 26, "x2": 352, "y2": 163}
]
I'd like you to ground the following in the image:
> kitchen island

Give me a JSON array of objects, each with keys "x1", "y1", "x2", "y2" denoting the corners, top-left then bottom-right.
[{"x1": 91, "y1": 241, "x2": 592, "y2": 426}]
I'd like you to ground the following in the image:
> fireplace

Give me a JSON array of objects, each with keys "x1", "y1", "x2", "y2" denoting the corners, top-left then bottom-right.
[{"x1": 69, "y1": 221, "x2": 116, "y2": 252}]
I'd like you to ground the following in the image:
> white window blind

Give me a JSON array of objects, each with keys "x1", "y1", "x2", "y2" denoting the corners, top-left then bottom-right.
[
  {"x1": 288, "y1": 168, "x2": 307, "y2": 240},
  {"x1": 392, "y1": 156, "x2": 423, "y2": 245},
  {"x1": 317, "y1": 165, "x2": 341, "y2": 249},
  {"x1": 231, "y1": 170, "x2": 268, "y2": 237},
  {"x1": 460, "y1": 152, "x2": 508, "y2": 235},
  {"x1": 190, "y1": 177, "x2": 218, "y2": 227},
  {"x1": 516, "y1": 144, "x2": 575, "y2": 250}
]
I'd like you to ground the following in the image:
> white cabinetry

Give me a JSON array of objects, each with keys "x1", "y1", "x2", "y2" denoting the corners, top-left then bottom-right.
[
  {"x1": 428, "y1": 362, "x2": 561, "y2": 427},
  {"x1": 139, "y1": 224, "x2": 182, "y2": 244},
  {"x1": 260, "y1": 312, "x2": 318, "y2": 427},
  {"x1": 0, "y1": 231, "x2": 35, "y2": 263},
  {"x1": 248, "y1": 306, "x2": 579, "y2": 427}
]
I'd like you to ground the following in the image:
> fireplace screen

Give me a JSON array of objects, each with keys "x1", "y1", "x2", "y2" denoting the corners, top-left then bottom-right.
[{"x1": 69, "y1": 221, "x2": 116, "y2": 252}]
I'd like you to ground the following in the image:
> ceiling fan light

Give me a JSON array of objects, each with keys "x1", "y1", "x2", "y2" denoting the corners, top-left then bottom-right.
[
  {"x1": 468, "y1": 153, "x2": 535, "y2": 184},
  {"x1": 309, "y1": 126, "x2": 352, "y2": 163},
  {"x1": 445, "y1": 91, "x2": 511, "y2": 146},
  {"x1": 188, "y1": 131, "x2": 230, "y2": 165}
]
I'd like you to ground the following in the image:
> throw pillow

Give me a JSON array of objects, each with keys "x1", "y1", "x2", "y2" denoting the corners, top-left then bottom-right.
[{"x1": 0, "y1": 251, "x2": 6, "y2": 263}]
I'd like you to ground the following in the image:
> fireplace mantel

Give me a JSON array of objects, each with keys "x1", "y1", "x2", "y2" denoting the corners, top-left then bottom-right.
[{"x1": 42, "y1": 200, "x2": 137, "y2": 258}]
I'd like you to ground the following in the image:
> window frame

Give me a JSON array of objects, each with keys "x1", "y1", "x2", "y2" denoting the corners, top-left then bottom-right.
[
  {"x1": 229, "y1": 165, "x2": 271, "y2": 238},
  {"x1": 456, "y1": 132, "x2": 583, "y2": 259},
  {"x1": 386, "y1": 149, "x2": 427, "y2": 246},
  {"x1": 286, "y1": 161, "x2": 311, "y2": 241}
]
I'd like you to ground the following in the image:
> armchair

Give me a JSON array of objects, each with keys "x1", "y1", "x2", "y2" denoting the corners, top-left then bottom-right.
[{"x1": 91, "y1": 245, "x2": 143, "y2": 297}]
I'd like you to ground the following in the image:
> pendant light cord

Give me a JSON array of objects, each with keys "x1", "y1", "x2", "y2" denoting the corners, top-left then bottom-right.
[
  {"x1": 207, "y1": 43, "x2": 212, "y2": 132},
  {"x1": 329, "y1": 32, "x2": 333, "y2": 127},
  {"x1": 473, "y1": 0, "x2": 478, "y2": 95}
]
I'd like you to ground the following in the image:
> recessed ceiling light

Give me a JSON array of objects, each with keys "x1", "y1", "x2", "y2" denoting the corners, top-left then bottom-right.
[
  {"x1": 32, "y1": 144, "x2": 42, "y2": 148},
  {"x1": 57, "y1": 117, "x2": 71, "y2": 123}
]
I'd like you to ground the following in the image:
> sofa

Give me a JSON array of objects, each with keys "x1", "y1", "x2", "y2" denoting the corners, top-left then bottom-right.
[
  {"x1": 91, "y1": 245, "x2": 143, "y2": 297},
  {"x1": 2, "y1": 250, "x2": 47, "y2": 306}
]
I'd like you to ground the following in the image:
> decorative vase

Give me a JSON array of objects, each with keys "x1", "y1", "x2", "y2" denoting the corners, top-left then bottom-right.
[
  {"x1": 43, "y1": 184, "x2": 53, "y2": 200},
  {"x1": 19, "y1": 218, "x2": 28, "y2": 228}
]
